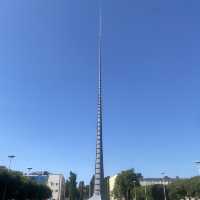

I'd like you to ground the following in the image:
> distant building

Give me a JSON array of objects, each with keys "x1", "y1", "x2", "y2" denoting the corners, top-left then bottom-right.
[
  {"x1": 0, "y1": 166, "x2": 7, "y2": 170},
  {"x1": 27, "y1": 171, "x2": 65, "y2": 200},
  {"x1": 140, "y1": 176, "x2": 176, "y2": 186},
  {"x1": 48, "y1": 174, "x2": 65, "y2": 200}
]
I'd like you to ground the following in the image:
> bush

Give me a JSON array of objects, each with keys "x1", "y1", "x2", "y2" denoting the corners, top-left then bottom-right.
[{"x1": 0, "y1": 168, "x2": 52, "y2": 200}]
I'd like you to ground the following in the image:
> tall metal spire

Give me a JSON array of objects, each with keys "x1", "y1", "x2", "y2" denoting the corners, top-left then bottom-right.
[
  {"x1": 89, "y1": 1, "x2": 104, "y2": 200},
  {"x1": 94, "y1": 1, "x2": 104, "y2": 197}
]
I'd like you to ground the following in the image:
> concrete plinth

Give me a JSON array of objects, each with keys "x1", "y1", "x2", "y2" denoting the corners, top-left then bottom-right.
[{"x1": 88, "y1": 194, "x2": 102, "y2": 200}]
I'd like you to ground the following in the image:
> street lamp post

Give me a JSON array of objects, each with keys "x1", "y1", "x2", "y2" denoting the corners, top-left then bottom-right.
[
  {"x1": 27, "y1": 167, "x2": 32, "y2": 175},
  {"x1": 194, "y1": 161, "x2": 200, "y2": 176},
  {"x1": 2, "y1": 155, "x2": 16, "y2": 200},
  {"x1": 161, "y1": 172, "x2": 167, "y2": 200},
  {"x1": 133, "y1": 180, "x2": 137, "y2": 200},
  {"x1": 8, "y1": 155, "x2": 16, "y2": 170},
  {"x1": 144, "y1": 184, "x2": 148, "y2": 200}
]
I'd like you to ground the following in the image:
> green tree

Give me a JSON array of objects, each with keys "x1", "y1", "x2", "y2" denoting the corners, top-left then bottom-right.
[
  {"x1": 78, "y1": 181, "x2": 90, "y2": 200},
  {"x1": 134, "y1": 187, "x2": 145, "y2": 200},
  {"x1": 65, "y1": 180, "x2": 70, "y2": 198},
  {"x1": 104, "y1": 176, "x2": 110, "y2": 200},
  {"x1": 133, "y1": 186, "x2": 153, "y2": 200},
  {"x1": 0, "y1": 168, "x2": 51, "y2": 200},
  {"x1": 168, "y1": 179, "x2": 187, "y2": 200},
  {"x1": 151, "y1": 184, "x2": 168, "y2": 200},
  {"x1": 84, "y1": 185, "x2": 90, "y2": 199},
  {"x1": 167, "y1": 177, "x2": 200, "y2": 200},
  {"x1": 188, "y1": 176, "x2": 200, "y2": 198},
  {"x1": 113, "y1": 169, "x2": 140, "y2": 200},
  {"x1": 78, "y1": 181, "x2": 85, "y2": 200},
  {"x1": 89, "y1": 175, "x2": 95, "y2": 197},
  {"x1": 68, "y1": 171, "x2": 79, "y2": 200}
]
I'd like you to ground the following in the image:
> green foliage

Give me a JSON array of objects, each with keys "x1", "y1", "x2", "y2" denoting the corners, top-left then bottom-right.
[
  {"x1": 66, "y1": 171, "x2": 90, "y2": 200},
  {"x1": 65, "y1": 180, "x2": 70, "y2": 198},
  {"x1": 168, "y1": 179, "x2": 188, "y2": 200},
  {"x1": 113, "y1": 174, "x2": 200, "y2": 200},
  {"x1": 134, "y1": 186, "x2": 153, "y2": 200},
  {"x1": 151, "y1": 184, "x2": 166, "y2": 200},
  {"x1": 113, "y1": 169, "x2": 140, "y2": 200},
  {"x1": 135, "y1": 177, "x2": 200, "y2": 200},
  {"x1": 89, "y1": 175, "x2": 95, "y2": 197},
  {"x1": 134, "y1": 186, "x2": 146, "y2": 200},
  {"x1": 78, "y1": 181, "x2": 90, "y2": 200},
  {"x1": 68, "y1": 171, "x2": 79, "y2": 200},
  {"x1": 131, "y1": 184, "x2": 166, "y2": 200},
  {"x1": 84, "y1": 185, "x2": 90, "y2": 199},
  {"x1": 168, "y1": 176, "x2": 200, "y2": 199},
  {"x1": 0, "y1": 168, "x2": 52, "y2": 200},
  {"x1": 78, "y1": 181, "x2": 85, "y2": 200},
  {"x1": 104, "y1": 176, "x2": 111, "y2": 200}
]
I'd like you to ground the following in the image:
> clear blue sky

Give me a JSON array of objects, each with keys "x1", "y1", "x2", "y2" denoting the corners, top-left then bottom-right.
[{"x1": 0, "y1": 0, "x2": 200, "y2": 182}]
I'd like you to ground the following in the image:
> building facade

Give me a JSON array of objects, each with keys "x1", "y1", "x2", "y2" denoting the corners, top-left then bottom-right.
[
  {"x1": 27, "y1": 172, "x2": 65, "y2": 200},
  {"x1": 48, "y1": 174, "x2": 65, "y2": 200}
]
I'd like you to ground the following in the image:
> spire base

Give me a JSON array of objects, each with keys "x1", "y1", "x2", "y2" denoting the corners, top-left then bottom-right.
[{"x1": 88, "y1": 194, "x2": 103, "y2": 200}]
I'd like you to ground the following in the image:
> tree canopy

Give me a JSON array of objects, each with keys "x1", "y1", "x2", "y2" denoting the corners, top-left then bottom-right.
[
  {"x1": 112, "y1": 169, "x2": 140, "y2": 200},
  {"x1": 65, "y1": 171, "x2": 89, "y2": 200},
  {"x1": 0, "y1": 168, "x2": 52, "y2": 200},
  {"x1": 168, "y1": 176, "x2": 200, "y2": 200},
  {"x1": 113, "y1": 174, "x2": 200, "y2": 200}
]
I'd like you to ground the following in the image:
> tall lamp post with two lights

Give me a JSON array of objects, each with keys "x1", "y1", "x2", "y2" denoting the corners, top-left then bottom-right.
[
  {"x1": 194, "y1": 161, "x2": 200, "y2": 176},
  {"x1": 2, "y1": 155, "x2": 16, "y2": 200},
  {"x1": 161, "y1": 172, "x2": 167, "y2": 200}
]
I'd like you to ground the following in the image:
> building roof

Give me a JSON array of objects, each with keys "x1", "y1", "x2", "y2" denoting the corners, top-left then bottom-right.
[{"x1": 142, "y1": 176, "x2": 178, "y2": 182}]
